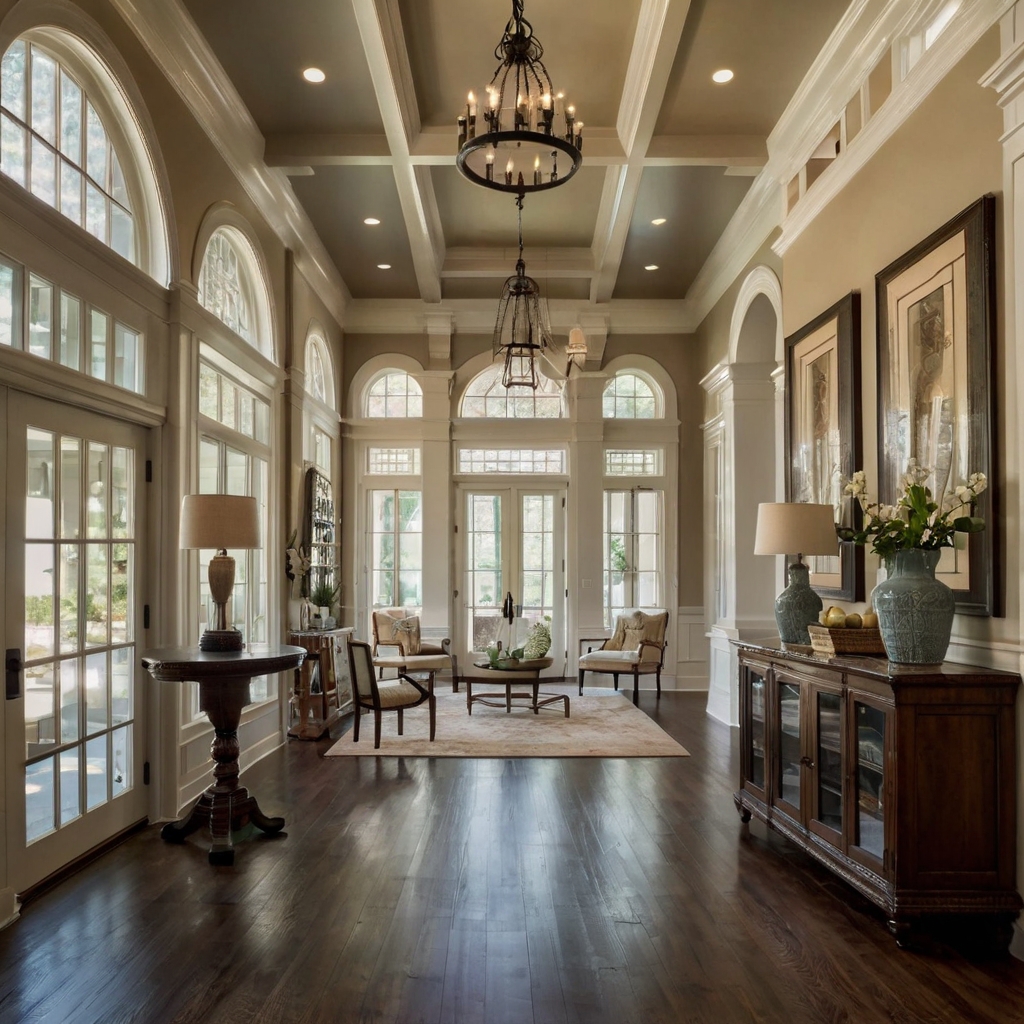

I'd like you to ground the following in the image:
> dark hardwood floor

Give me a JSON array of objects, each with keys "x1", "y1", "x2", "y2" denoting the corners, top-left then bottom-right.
[{"x1": 1, "y1": 692, "x2": 1023, "y2": 1024}]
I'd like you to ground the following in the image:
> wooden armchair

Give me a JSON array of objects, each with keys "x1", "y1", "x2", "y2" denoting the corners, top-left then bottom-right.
[
  {"x1": 371, "y1": 607, "x2": 459, "y2": 690},
  {"x1": 347, "y1": 639, "x2": 435, "y2": 749},
  {"x1": 578, "y1": 609, "x2": 669, "y2": 706}
]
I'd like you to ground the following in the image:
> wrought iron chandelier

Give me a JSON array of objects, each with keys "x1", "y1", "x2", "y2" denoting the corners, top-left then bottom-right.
[{"x1": 456, "y1": 0, "x2": 583, "y2": 196}]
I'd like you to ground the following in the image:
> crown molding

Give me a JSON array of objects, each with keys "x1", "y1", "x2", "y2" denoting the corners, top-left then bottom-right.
[
  {"x1": 343, "y1": 298, "x2": 696, "y2": 336},
  {"x1": 773, "y1": 0, "x2": 1012, "y2": 256},
  {"x1": 108, "y1": 0, "x2": 350, "y2": 328}
]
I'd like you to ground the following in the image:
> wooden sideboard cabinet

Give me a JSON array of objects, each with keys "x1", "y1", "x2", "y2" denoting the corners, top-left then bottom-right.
[
  {"x1": 734, "y1": 640, "x2": 1022, "y2": 950},
  {"x1": 288, "y1": 628, "x2": 354, "y2": 739}
]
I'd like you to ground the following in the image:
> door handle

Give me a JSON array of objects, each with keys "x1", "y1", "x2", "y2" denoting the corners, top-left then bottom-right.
[
  {"x1": 799, "y1": 755, "x2": 814, "y2": 768},
  {"x1": 6, "y1": 648, "x2": 23, "y2": 700}
]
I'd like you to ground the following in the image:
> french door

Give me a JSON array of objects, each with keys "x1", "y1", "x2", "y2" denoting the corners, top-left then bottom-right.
[
  {"x1": 457, "y1": 486, "x2": 566, "y2": 678},
  {"x1": 4, "y1": 391, "x2": 148, "y2": 893}
]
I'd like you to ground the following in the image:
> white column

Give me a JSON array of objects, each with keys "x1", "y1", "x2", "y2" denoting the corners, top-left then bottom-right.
[
  {"x1": 701, "y1": 362, "x2": 779, "y2": 725},
  {"x1": 982, "y1": 1, "x2": 1024, "y2": 960},
  {"x1": 418, "y1": 373, "x2": 454, "y2": 633}
]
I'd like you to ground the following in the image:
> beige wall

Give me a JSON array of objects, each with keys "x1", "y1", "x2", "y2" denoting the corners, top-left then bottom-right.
[{"x1": 783, "y1": 29, "x2": 1015, "y2": 638}]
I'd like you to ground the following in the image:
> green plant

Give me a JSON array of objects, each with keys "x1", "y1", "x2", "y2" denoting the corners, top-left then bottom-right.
[
  {"x1": 837, "y1": 461, "x2": 986, "y2": 559},
  {"x1": 310, "y1": 579, "x2": 339, "y2": 609}
]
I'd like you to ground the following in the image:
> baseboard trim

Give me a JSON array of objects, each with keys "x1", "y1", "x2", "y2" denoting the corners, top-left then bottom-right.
[{"x1": 17, "y1": 818, "x2": 149, "y2": 910}]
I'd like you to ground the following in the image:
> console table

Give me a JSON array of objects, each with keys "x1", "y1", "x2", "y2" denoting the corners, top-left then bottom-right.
[
  {"x1": 142, "y1": 645, "x2": 305, "y2": 865},
  {"x1": 287, "y1": 627, "x2": 353, "y2": 739},
  {"x1": 733, "y1": 640, "x2": 1021, "y2": 950}
]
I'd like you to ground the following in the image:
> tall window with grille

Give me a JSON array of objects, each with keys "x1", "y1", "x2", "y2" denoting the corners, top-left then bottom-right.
[
  {"x1": 369, "y1": 490, "x2": 422, "y2": 614},
  {"x1": 197, "y1": 361, "x2": 272, "y2": 701},
  {"x1": 604, "y1": 490, "x2": 662, "y2": 625}
]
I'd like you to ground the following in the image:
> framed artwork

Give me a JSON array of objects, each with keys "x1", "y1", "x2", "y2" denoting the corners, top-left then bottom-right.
[
  {"x1": 876, "y1": 195, "x2": 997, "y2": 616},
  {"x1": 785, "y1": 292, "x2": 863, "y2": 601}
]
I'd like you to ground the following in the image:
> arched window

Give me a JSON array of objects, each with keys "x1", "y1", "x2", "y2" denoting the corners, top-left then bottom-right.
[
  {"x1": 603, "y1": 372, "x2": 661, "y2": 419},
  {"x1": 461, "y1": 364, "x2": 564, "y2": 418},
  {"x1": 198, "y1": 229, "x2": 259, "y2": 343},
  {"x1": 1, "y1": 38, "x2": 138, "y2": 260},
  {"x1": 308, "y1": 339, "x2": 326, "y2": 404},
  {"x1": 366, "y1": 370, "x2": 422, "y2": 418}
]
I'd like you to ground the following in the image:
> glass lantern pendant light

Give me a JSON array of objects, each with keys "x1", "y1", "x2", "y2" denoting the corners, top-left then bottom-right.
[
  {"x1": 457, "y1": 0, "x2": 583, "y2": 196},
  {"x1": 493, "y1": 196, "x2": 553, "y2": 389}
]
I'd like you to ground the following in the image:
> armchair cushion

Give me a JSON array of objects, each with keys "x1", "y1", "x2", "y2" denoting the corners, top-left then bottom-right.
[{"x1": 579, "y1": 649, "x2": 641, "y2": 669}]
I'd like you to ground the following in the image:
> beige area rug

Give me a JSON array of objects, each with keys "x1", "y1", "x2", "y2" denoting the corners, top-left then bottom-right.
[{"x1": 324, "y1": 686, "x2": 689, "y2": 758}]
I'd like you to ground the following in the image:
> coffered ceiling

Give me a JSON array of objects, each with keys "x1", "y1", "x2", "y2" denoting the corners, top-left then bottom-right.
[{"x1": 181, "y1": 0, "x2": 852, "y2": 309}]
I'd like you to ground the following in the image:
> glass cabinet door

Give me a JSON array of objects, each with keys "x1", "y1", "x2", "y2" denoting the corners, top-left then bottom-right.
[
  {"x1": 741, "y1": 665, "x2": 767, "y2": 798},
  {"x1": 811, "y1": 689, "x2": 843, "y2": 844},
  {"x1": 851, "y1": 700, "x2": 887, "y2": 868},
  {"x1": 774, "y1": 678, "x2": 801, "y2": 815}
]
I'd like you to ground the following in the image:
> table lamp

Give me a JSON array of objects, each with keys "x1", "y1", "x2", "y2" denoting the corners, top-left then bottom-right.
[
  {"x1": 180, "y1": 494, "x2": 260, "y2": 652},
  {"x1": 754, "y1": 502, "x2": 839, "y2": 644}
]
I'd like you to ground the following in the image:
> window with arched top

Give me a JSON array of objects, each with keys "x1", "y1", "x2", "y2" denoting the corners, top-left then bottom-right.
[
  {"x1": 198, "y1": 228, "x2": 262, "y2": 346},
  {"x1": 366, "y1": 370, "x2": 422, "y2": 418},
  {"x1": 1, "y1": 38, "x2": 137, "y2": 261},
  {"x1": 461, "y1": 364, "x2": 564, "y2": 418},
  {"x1": 603, "y1": 372, "x2": 661, "y2": 419},
  {"x1": 305, "y1": 333, "x2": 334, "y2": 409}
]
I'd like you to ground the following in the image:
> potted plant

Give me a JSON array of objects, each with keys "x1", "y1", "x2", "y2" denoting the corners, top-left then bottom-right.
[
  {"x1": 838, "y1": 460, "x2": 986, "y2": 664},
  {"x1": 309, "y1": 579, "x2": 340, "y2": 629}
]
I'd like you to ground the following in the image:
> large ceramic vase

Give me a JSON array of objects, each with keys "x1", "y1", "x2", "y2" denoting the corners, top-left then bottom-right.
[{"x1": 871, "y1": 548, "x2": 955, "y2": 665}]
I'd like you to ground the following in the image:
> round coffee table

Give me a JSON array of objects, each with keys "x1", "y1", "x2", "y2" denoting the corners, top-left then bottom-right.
[{"x1": 466, "y1": 657, "x2": 568, "y2": 717}]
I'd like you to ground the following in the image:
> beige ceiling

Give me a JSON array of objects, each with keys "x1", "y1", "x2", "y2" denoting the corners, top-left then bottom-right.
[{"x1": 183, "y1": 0, "x2": 854, "y2": 304}]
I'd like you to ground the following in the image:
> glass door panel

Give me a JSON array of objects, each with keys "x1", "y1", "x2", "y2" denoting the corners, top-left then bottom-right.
[
  {"x1": 7, "y1": 392, "x2": 148, "y2": 892},
  {"x1": 815, "y1": 690, "x2": 843, "y2": 838},
  {"x1": 854, "y1": 701, "x2": 887, "y2": 864},
  {"x1": 776, "y1": 681, "x2": 801, "y2": 812},
  {"x1": 746, "y1": 668, "x2": 766, "y2": 792},
  {"x1": 459, "y1": 487, "x2": 565, "y2": 676}
]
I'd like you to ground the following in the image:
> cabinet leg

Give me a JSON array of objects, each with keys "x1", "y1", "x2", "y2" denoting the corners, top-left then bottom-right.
[{"x1": 733, "y1": 793, "x2": 751, "y2": 823}]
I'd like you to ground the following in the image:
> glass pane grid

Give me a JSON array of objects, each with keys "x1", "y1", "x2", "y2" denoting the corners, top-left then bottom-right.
[
  {"x1": 461, "y1": 365, "x2": 563, "y2": 419},
  {"x1": 367, "y1": 446, "x2": 420, "y2": 475},
  {"x1": 366, "y1": 371, "x2": 423, "y2": 418},
  {"x1": 604, "y1": 449, "x2": 660, "y2": 476},
  {"x1": 370, "y1": 489, "x2": 423, "y2": 610},
  {"x1": 198, "y1": 360, "x2": 269, "y2": 441},
  {"x1": 603, "y1": 489, "x2": 662, "y2": 626},
  {"x1": 1, "y1": 42, "x2": 135, "y2": 263},
  {"x1": 458, "y1": 449, "x2": 566, "y2": 474},
  {"x1": 603, "y1": 373, "x2": 657, "y2": 419},
  {"x1": 198, "y1": 232, "x2": 253, "y2": 342},
  {"x1": 22, "y1": 426, "x2": 137, "y2": 844}
]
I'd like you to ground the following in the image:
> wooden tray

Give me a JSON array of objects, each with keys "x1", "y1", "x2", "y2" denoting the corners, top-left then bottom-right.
[{"x1": 807, "y1": 623, "x2": 886, "y2": 656}]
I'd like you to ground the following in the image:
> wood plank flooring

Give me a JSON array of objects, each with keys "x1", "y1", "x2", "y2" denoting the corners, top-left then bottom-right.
[{"x1": 1, "y1": 692, "x2": 1023, "y2": 1024}]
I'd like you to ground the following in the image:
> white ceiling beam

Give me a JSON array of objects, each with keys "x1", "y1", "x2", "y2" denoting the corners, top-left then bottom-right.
[
  {"x1": 343, "y1": 298, "x2": 698, "y2": 335},
  {"x1": 351, "y1": 0, "x2": 444, "y2": 303},
  {"x1": 590, "y1": 0, "x2": 693, "y2": 302},
  {"x1": 442, "y1": 247, "x2": 595, "y2": 278}
]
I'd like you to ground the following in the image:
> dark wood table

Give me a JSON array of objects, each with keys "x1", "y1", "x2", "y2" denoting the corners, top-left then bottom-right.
[
  {"x1": 466, "y1": 658, "x2": 568, "y2": 716},
  {"x1": 142, "y1": 645, "x2": 306, "y2": 864}
]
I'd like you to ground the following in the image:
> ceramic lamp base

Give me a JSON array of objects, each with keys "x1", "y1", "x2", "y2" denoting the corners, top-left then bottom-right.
[{"x1": 774, "y1": 561, "x2": 823, "y2": 644}]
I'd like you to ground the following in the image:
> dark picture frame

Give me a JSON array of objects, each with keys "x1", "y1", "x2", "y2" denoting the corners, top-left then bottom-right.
[
  {"x1": 876, "y1": 195, "x2": 997, "y2": 616},
  {"x1": 785, "y1": 291, "x2": 863, "y2": 602}
]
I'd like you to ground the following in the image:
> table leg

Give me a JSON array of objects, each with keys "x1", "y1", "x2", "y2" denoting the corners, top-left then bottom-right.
[
  {"x1": 532, "y1": 680, "x2": 540, "y2": 714},
  {"x1": 161, "y1": 676, "x2": 285, "y2": 865}
]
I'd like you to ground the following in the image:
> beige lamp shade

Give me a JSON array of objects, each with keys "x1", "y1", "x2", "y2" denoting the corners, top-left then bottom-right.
[
  {"x1": 179, "y1": 494, "x2": 260, "y2": 550},
  {"x1": 754, "y1": 502, "x2": 838, "y2": 557}
]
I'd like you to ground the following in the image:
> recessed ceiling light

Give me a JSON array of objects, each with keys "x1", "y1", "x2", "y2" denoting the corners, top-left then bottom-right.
[
  {"x1": 377, "y1": 264, "x2": 392, "y2": 270},
  {"x1": 303, "y1": 67, "x2": 326, "y2": 83},
  {"x1": 712, "y1": 69, "x2": 734, "y2": 84},
  {"x1": 651, "y1": 218, "x2": 666, "y2": 226},
  {"x1": 645, "y1": 264, "x2": 659, "y2": 271},
  {"x1": 364, "y1": 217, "x2": 381, "y2": 225}
]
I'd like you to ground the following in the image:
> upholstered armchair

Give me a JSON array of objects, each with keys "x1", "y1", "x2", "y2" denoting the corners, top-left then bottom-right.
[
  {"x1": 578, "y1": 609, "x2": 669, "y2": 706},
  {"x1": 371, "y1": 607, "x2": 459, "y2": 690},
  {"x1": 347, "y1": 639, "x2": 436, "y2": 749}
]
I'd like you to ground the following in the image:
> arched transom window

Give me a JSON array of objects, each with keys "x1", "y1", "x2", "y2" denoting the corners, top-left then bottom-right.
[
  {"x1": 306, "y1": 333, "x2": 334, "y2": 408},
  {"x1": 603, "y1": 372, "x2": 661, "y2": 419},
  {"x1": 461, "y1": 364, "x2": 564, "y2": 418},
  {"x1": 198, "y1": 228, "x2": 270, "y2": 354},
  {"x1": 1, "y1": 39, "x2": 135, "y2": 261},
  {"x1": 366, "y1": 370, "x2": 422, "y2": 418}
]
